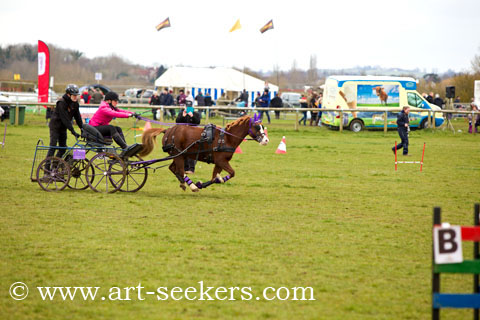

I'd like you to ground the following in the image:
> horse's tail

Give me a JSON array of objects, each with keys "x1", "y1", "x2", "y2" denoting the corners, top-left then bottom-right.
[{"x1": 138, "y1": 128, "x2": 167, "y2": 157}]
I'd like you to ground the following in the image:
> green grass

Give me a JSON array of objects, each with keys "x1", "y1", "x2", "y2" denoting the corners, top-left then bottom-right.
[{"x1": 1, "y1": 114, "x2": 479, "y2": 319}]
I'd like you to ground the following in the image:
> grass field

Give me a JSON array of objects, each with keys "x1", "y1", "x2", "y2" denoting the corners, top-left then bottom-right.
[{"x1": 1, "y1": 113, "x2": 479, "y2": 319}]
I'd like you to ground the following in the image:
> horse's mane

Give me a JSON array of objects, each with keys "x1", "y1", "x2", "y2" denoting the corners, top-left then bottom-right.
[{"x1": 225, "y1": 115, "x2": 250, "y2": 131}]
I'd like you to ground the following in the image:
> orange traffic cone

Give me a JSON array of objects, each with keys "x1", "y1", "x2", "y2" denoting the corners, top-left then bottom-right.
[
  {"x1": 144, "y1": 121, "x2": 151, "y2": 131},
  {"x1": 275, "y1": 136, "x2": 286, "y2": 154},
  {"x1": 235, "y1": 146, "x2": 243, "y2": 154}
]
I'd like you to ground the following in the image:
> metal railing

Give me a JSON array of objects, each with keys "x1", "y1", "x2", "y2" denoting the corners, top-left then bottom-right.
[{"x1": 1, "y1": 101, "x2": 478, "y2": 132}]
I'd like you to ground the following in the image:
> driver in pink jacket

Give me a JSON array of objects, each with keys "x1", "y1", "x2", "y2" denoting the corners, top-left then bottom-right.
[{"x1": 89, "y1": 91, "x2": 135, "y2": 149}]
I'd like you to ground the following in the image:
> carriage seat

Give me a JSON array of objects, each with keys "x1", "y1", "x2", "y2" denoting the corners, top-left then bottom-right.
[{"x1": 82, "y1": 124, "x2": 112, "y2": 146}]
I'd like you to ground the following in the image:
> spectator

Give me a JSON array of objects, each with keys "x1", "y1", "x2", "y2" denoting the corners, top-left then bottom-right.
[
  {"x1": 433, "y1": 94, "x2": 444, "y2": 109},
  {"x1": 176, "y1": 106, "x2": 201, "y2": 174},
  {"x1": 186, "y1": 90, "x2": 194, "y2": 107},
  {"x1": 150, "y1": 91, "x2": 161, "y2": 120},
  {"x1": 90, "y1": 89, "x2": 103, "y2": 104},
  {"x1": 468, "y1": 102, "x2": 479, "y2": 134},
  {"x1": 426, "y1": 92, "x2": 434, "y2": 104},
  {"x1": 165, "y1": 88, "x2": 175, "y2": 119},
  {"x1": 195, "y1": 90, "x2": 205, "y2": 107},
  {"x1": 454, "y1": 96, "x2": 461, "y2": 103},
  {"x1": 204, "y1": 91, "x2": 214, "y2": 117},
  {"x1": 317, "y1": 93, "x2": 323, "y2": 126},
  {"x1": 391, "y1": 106, "x2": 410, "y2": 156},
  {"x1": 298, "y1": 96, "x2": 308, "y2": 126},
  {"x1": 270, "y1": 92, "x2": 283, "y2": 120},
  {"x1": 254, "y1": 92, "x2": 261, "y2": 108},
  {"x1": 176, "y1": 89, "x2": 187, "y2": 106},
  {"x1": 309, "y1": 92, "x2": 319, "y2": 126},
  {"x1": 81, "y1": 90, "x2": 91, "y2": 104},
  {"x1": 257, "y1": 89, "x2": 271, "y2": 124},
  {"x1": 236, "y1": 89, "x2": 248, "y2": 108}
]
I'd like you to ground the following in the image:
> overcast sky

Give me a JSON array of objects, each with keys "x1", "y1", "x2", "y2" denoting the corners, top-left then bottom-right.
[{"x1": 1, "y1": 0, "x2": 479, "y2": 73}]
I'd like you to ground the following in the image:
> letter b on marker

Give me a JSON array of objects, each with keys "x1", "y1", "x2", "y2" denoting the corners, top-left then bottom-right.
[{"x1": 434, "y1": 226, "x2": 463, "y2": 264}]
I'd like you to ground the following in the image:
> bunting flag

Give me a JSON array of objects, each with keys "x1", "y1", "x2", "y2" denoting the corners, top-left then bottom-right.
[
  {"x1": 260, "y1": 19, "x2": 274, "y2": 33},
  {"x1": 156, "y1": 17, "x2": 171, "y2": 31},
  {"x1": 229, "y1": 19, "x2": 241, "y2": 32}
]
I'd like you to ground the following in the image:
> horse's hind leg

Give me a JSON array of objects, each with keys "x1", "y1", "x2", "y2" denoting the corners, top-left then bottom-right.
[
  {"x1": 169, "y1": 160, "x2": 186, "y2": 191},
  {"x1": 214, "y1": 161, "x2": 235, "y2": 184}
]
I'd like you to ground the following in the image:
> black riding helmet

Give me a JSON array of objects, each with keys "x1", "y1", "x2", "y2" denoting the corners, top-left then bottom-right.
[
  {"x1": 66, "y1": 84, "x2": 80, "y2": 95},
  {"x1": 104, "y1": 91, "x2": 119, "y2": 101}
]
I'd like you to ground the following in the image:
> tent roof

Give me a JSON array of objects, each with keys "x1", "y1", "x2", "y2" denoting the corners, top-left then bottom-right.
[{"x1": 154, "y1": 66, "x2": 278, "y2": 92}]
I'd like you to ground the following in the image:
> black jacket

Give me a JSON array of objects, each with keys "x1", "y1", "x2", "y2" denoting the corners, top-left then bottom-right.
[
  {"x1": 49, "y1": 94, "x2": 83, "y2": 134},
  {"x1": 176, "y1": 111, "x2": 201, "y2": 125},
  {"x1": 204, "y1": 96, "x2": 213, "y2": 106},
  {"x1": 150, "y1": 95, "x2": 161, "y2": 105},
  {"x1": 270, "y1": 96, "x2": 283, "y2": 108},
  {"x1": 433, "y1": 97, "x2": 444, "y2": 108},
  {"x1": 397, "y1": 111, "x2": 409, "y2": 131}
]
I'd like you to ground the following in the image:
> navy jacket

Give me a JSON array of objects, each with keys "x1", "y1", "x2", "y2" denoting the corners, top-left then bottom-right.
[{"x1": 397, "y1": 111, "x2": 409, "y2": 131}]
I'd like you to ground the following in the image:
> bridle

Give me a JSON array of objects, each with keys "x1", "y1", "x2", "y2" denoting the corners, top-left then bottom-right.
[{"x1": 248, "y1": 115, "x2": 266, "y2": 143}]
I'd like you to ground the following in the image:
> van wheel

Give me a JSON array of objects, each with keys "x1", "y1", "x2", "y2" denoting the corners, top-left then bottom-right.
[
  {"x1": 349, "y1": 119, "x2": 364, "y2": 132},
  {"x1": 420, "y1": 118, "x2": 430, "y2": 129}
]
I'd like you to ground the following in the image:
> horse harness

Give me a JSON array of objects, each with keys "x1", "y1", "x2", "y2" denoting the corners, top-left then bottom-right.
[{"x1": 162, "y1": 124, "x2": 236, "y2": 164}]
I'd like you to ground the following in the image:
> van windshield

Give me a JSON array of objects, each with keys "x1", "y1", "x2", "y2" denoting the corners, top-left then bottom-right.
[{"x1": 407, "y1": 92, "x2": 428, "y2": 109}]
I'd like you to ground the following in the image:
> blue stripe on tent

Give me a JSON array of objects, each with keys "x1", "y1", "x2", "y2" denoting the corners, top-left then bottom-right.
[
  {"x1": 433, "y1": 293, "x2": 480, "y2": 308},
  {"x1": 192, "y1": 88, "x2": 196, "y2": 97},
  {"x1": 214, "y1": 89, "x2": 218, "y2": 100}
]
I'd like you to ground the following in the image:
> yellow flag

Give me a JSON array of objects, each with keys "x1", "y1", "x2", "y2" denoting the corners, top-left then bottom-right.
[{"x1": 229, "y1": 19, "x2": 241, "y2": 32}]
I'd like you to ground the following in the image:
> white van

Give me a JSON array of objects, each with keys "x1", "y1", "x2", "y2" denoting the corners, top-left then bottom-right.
[
  {"x1": 321, "y1": 75, "x2": 444, "y2": 132},
  {"x1": 280, "y1": 92, "x2": 301, "y2": 108}
]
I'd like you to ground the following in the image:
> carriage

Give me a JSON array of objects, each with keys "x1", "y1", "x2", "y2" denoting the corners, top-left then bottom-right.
[
  {"x1": 30, "y1": 124, "x2": 147, "y2": 193},
  {"x1": 30, "y1": 115, "x2": 269, "y2": 193}
]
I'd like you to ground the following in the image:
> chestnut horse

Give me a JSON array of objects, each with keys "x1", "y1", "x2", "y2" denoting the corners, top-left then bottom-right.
[{"x1": 138, "y1": 115, "x2": 269, "y2": 192}]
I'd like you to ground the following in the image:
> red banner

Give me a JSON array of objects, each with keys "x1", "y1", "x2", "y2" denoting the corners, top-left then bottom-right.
[{"x1": 38, "y1": 40, "x2": 50, "y2": 108}]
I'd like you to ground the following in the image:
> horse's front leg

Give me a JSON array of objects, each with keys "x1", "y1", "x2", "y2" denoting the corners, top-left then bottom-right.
[
  {"x1": 178, "y1": 156, "x2": 199, "y2": 192},
  {"x1": 170, "y1": 161, "x2": 186, "y2": 191}
]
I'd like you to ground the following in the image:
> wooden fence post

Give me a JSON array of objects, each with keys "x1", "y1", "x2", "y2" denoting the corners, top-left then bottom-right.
[
  {"x1": 295, "y1": 110, "x2": 299, "y2": 131},
  {"x1": 384, "y1": 111, "x2": 388, "y2": 135},
  {"x1": 339, "y1": 111, "x2": 343, "y2": 132}
]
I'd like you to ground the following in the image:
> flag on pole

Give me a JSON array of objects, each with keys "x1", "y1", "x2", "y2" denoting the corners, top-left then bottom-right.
[
  {"x1": 260, "y1": 19, "x2": 274, "y2": 33},
  {"x1": 156, "y1": 17, "x2": 171, "y2": 31},
  {"x1": 38, "y1": 40, "x2": 50, "y2": 109},
  {"x1": 229, "y1": 19, "x2": 241, "y2": 32}
]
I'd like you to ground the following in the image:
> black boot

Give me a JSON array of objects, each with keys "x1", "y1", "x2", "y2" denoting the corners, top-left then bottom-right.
[{"x1": 112, "y1": 133, "x2": 128, "y2": 149}]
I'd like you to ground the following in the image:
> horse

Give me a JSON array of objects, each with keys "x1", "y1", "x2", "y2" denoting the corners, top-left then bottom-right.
[
  {"x1": 138, "y1": 114, "x2": 269, "y2": 192},
  {"x1": 374, "y1": 86, "x2": 388, "y2": 105}
]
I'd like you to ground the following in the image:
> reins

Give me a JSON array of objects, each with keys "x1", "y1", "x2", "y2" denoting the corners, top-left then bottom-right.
[{"x1": 136, "y1": 115, "x2": 260, "y2": 141}]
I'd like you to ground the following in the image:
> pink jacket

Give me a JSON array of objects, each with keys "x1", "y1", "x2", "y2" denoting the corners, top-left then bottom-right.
[{"x1": 89, "y1": 101, "x2": 132, "y2": 126}]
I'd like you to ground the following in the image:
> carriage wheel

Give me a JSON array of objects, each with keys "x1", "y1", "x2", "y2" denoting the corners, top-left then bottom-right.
[
  {"x1": 85, "y1": 152, "x2": 126, "y2": 193},
  {"x1": 67, "y1": 159, "x2": 92, "y2": 190},
  {"x1": 36, "y1": 157, "x2": 71, "y2": 192},
  {"x1": 117, "y1": 161, "x2": 148, "y2": 192}
]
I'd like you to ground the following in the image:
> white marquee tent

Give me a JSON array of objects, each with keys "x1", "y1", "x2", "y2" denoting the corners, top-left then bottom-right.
[{"x1": 154, "y1": 66, "x2": 278, "y2": 103}]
